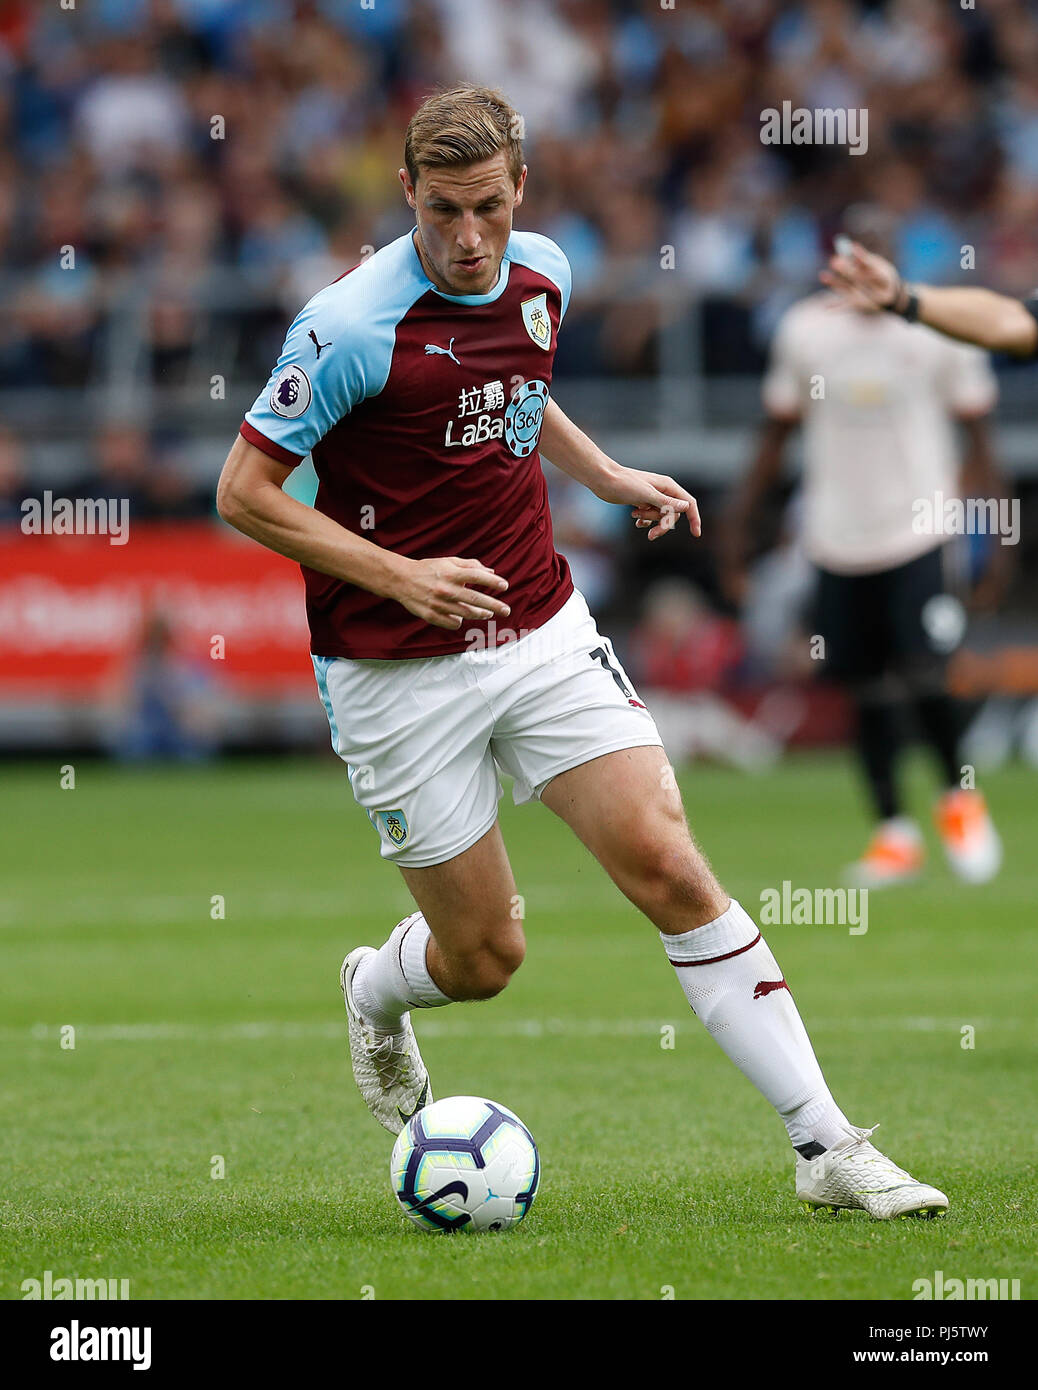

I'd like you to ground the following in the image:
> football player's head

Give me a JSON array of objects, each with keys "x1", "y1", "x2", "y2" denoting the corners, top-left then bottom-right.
[
  {"x1": 839, "y1": 203, "x2": 897, "y2": 265},
  {"x1": 400, "y1": 84, "x2": 527, "y2": 296}
]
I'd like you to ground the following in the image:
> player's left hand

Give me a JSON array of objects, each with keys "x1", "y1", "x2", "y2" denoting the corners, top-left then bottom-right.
[{"x1": 594, "y1": 466, "x2": 701, "y2": 540}]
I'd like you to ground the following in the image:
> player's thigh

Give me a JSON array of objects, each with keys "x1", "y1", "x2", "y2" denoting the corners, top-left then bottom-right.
[
  {"x1": 489, "y1": 590, "x2": 661, "y2": 807},
  {"x1": 313, "y1": 652, "x2": 500, "y2": 868},
  {"x1": 488, "y1": 592, "x2": 724, "y2": 925},
  {"x1": 812, "y1": 565, "x2": 885, "y2": 683},
  {"x1": 540, "y1": 744, "x2": 728, "y2": 928},
  {"x1": 398, "y1": 821, "x2": 524, "y2": 969}
]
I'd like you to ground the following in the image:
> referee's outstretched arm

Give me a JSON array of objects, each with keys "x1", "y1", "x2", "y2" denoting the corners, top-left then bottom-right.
[{"x1": 822, "y1": 239, "x2": 1038, "y2": 357}]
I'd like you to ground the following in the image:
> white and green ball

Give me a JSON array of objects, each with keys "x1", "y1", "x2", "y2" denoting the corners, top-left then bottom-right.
[{"x1": 390, "y1": 1095, "x2": 539, "y2": 1232}]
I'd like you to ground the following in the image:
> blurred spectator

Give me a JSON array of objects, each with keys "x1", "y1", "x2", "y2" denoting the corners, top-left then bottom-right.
[
  {"x1": 0, "y1": 426, "x2": 32, "y2": 526},
  {"x1": 628, "y1": 579, "x2": 780, "y2": 770},
  {"x1": 75, "y1": 34, "x2": 190, "y2": 175},
  {"x1": 544, "y1": 469, "x2": 624, "y2": 613},
  {"x1": 106, "y1": 608, "x2": 224, "y2": 761},
  {"x1": 631, "y1": 578, "x2": 744, "y2": 693},
  {"x1": 741, "y1": 500, "x2": 816, "y2": 683},
  {"x1": 70, "y1": 421, "x2": 212, "y2": 520}
]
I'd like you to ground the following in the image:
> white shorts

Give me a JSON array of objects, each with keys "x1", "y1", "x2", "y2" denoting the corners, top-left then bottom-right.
[{"x1": 312, "y1": 589, "x2": 663, "y2": 868}]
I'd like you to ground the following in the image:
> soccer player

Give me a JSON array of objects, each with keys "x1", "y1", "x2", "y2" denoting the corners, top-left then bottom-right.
[
  {"x1": 217, "y1": 86, "x2": 947, "y2": 1218},
  {"x1": 725, "y1": 210, "x2": 1004, "y2": 888}
]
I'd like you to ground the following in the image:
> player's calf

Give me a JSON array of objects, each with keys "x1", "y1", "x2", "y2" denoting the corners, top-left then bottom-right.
[
  {"x1": 642, "y1": 849, "x2": 730, "y2": 933},
  {"x1": 612, "y1": 823, "x2": 730, "y2": 933},
  {"x1": 544, "y1": 747, "x2": 728, "y2": 930},
  {"x1": 553, "y1": 766, "x2": 728, "y2": 931}
]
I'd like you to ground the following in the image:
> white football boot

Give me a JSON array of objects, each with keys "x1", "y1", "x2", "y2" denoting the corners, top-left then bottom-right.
[
  {"x1": 796, "y1": 1125, "x2": 948, "y2": 1219},
  {"x1": 340, "y1": 946, "x2": 432, "y2": 1135}
]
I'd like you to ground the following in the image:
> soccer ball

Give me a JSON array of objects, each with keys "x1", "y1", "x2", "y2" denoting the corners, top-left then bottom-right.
[{"x1": 390, "y1": 1095, "x2": 540, "y2": 1233}]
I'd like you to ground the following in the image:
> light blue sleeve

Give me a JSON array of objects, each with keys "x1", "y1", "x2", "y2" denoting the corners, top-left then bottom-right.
[
  {"x1": 243, "y1": 283, "x2": 371, "y2": 461},
  {"x1": 509, "y1": 231, "x2": 572, "y2": 323}
]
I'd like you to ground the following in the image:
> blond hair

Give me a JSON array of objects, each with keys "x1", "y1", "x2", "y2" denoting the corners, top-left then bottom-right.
[{"x1": 404, "y1": 84, "x2": 524, "y2": 188}]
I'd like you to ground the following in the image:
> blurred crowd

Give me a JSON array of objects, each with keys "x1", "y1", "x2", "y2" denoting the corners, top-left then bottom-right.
[{"x1": 6, "y1": 0, "x2": 1038, "y2": 399}]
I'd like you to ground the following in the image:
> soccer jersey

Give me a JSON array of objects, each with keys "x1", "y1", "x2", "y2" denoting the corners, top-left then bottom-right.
[
  {"x1": 241, "y1": 228, "x2": 573, "y2": 659},
  {"x1": 762, "y1": 291, "x2": 998, "y2": 575}
]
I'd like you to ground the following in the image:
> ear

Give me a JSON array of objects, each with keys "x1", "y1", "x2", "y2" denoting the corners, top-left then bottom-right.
[
  {"x1": 513, "y1": 165, "x2": 528, "y2": 208},
  {"x1": 399, "y1": 167, "x2": 417, "y2": 211}
]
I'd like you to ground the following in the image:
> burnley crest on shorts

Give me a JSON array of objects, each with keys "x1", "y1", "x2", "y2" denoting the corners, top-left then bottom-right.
[
  {"x1": 521, "y1": 293, "x2": 551, "y2": 350},
  {"x1": 376, "y1": 809, "x2": 408, "y2": 847}
]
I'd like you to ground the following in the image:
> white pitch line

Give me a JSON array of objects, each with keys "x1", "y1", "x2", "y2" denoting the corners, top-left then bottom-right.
[
  {"x1": 6, "y1": 874, "x2": 1038, "y2": 929},
  {"x1": 0, "y1": 883, "x2": 612, "y2": 929},
  {"x1": 1, "y1": 1016, "x2": 1029, "y2": 1045}
]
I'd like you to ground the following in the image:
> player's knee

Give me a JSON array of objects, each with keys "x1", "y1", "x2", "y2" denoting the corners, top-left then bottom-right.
[
  {"x1": 625, "y1": 822, "x2": 726, "y2": 923},
  {"x1": 455, "y1": 930, "x2": 525, "y2": 1000},
  {"x1": 655, "y1": 860, "x2": 723, "y2": 922}
]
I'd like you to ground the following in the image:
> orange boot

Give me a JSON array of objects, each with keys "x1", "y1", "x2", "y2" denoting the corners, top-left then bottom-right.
[
  {"x1": 935, "y1": 789, "x2": 1002, "y2": 883},
  {"x1": 845, "y1": 818, "x2": 925, "y2": 888}
]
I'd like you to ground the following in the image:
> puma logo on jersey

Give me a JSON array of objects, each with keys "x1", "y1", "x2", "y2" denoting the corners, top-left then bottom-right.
[
  {"x1": 425, "y1": 337, "x2": 460, "y2": 365},
  {"x1": 753, "y1": 978, "x2": 790, "y2": 1000},
  {"x1": 308, "y1": 329, "x2": 332, "y2": 357}
]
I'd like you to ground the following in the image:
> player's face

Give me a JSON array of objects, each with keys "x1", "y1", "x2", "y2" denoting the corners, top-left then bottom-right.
[{"x1": 401, "y1": 153, "x2": 526, "y2": 296}]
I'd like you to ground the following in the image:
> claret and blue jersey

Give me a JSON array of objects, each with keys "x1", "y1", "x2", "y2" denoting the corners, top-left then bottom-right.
[{"x1": 241, "y1": 228, "x2": 575, "y2": 659}]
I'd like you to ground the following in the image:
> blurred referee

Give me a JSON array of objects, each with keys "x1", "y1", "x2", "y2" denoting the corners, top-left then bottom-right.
[{"x1": 725, "y1": 208, "x2": 1004, "y2": 887}]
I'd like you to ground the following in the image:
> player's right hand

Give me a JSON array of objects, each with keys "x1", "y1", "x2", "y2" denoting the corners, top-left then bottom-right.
[
  {"x1": 395, "y1": 557, "x2": 511, "y2": 630},
  {"x1": 821, "y1": 237, "x2": 901, "y2": 314}
]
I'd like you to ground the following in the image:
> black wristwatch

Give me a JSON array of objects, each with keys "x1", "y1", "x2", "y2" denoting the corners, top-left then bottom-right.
[
  {"x1": 883, "y1": 279, "x2": 920, "y2": 323},
  {"x1": 1021, "y1": 297, "x2": 1038, "y2": 357}
]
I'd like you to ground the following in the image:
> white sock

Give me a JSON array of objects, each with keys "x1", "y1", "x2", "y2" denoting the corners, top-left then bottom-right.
[
  {"x1": 351, "y1": 912, "x2": 451, "y2": 1030},
  {"x1": 663, "y1": 899, "x2": 851, "y2": 1154}
]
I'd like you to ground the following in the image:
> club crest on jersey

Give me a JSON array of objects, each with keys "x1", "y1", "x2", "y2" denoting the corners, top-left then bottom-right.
[
  {"x1": 269, "y1": 364, "x2": 312, "y2": 419},
  {"x1": 376, "y1": 809, "x2": 408, "y2": 847},
  {"x1": 521, "y1": 293, "x2": 551, "y2": 350}
]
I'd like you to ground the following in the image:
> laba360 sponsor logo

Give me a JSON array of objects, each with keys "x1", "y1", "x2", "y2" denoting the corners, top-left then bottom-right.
[{"x1": 444, "y1": 378, "x2": 548, "y2": 458}]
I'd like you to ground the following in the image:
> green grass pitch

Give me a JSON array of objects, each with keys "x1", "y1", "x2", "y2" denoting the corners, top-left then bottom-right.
[{"x1": 2, "y1": 752, "x2": 1035, "y2": 1300}]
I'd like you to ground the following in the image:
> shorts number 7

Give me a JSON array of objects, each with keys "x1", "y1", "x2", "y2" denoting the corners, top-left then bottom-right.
[{"x1": 589, "y1": 645, "x2": 633, "y2": 699}]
